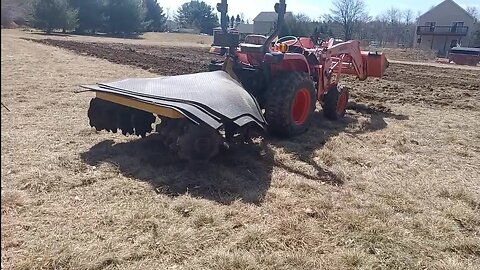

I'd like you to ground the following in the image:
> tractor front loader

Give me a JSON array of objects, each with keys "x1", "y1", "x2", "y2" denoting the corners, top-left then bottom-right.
[{"x1": 83, "y1": 0, "x2": 389, "y2": 162}]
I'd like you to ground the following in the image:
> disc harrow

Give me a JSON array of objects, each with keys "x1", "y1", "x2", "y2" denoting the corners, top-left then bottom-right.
[
  {"x1": 88, "y1": 98, "x2": 155, "y2": 137},
  {"x1": 156, "y1": 118, "x2": 223, "y2": 162}
]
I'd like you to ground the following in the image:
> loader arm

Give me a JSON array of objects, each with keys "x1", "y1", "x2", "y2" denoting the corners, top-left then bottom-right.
[
  {"x1": 325, "y1": 40, "x2": 366, "y2": 81},
  {"x1": 316, "y1": 39, "x2": 388, "y2": 96}
]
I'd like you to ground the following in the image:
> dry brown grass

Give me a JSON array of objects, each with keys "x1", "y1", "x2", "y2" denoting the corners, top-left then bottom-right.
[{"x1": 2, "y1": 29, "x2": 480, "y2": 270}]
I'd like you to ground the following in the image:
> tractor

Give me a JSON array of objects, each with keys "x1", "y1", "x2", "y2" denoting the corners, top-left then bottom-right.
[{"x1": 83, "y1": 0, "x2": 389, "y2": 162}]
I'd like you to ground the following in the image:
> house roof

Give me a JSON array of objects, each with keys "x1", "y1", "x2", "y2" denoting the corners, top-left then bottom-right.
[
  {"x1": 253, "y1": 12, "x2": 293, "y2": 22},
  {"x1": 236, "y1": 23, "x2": 254, "y2": 33},
  {"x1": 418, "y1": 0, "x2": 475, "y2": 21}
]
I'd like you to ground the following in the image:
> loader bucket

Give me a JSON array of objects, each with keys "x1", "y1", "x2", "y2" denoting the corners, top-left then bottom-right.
[{"x1": 362, "y1": 51, "x2": 389, "y2": 78}]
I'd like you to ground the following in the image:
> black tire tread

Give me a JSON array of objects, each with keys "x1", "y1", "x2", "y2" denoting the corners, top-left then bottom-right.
[
  {"x1": 323, "y1": 85, "x2": 349, "y2": 120},
  {"x1": 264, "y1": 72, "x2": 316, "y2": 137}
]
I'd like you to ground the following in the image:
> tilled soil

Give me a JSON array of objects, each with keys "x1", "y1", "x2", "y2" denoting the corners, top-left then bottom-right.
[
  {"x1": 30, "y1": 38, "x2": 223, "y2": 76},
  {"x1": 345, "y1": 63, "x2": 480, "y2": 111},
  {"x1": 375, "y1": 47, "x2": 436, "y2": 62},
  {"x1": 32, "y1": 38, "x2": 480, "y2": 110}
]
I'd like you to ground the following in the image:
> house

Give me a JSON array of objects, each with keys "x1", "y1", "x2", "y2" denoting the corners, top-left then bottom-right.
[
  {"x1": 414, "y1": 0, "x2": 476, "y2": 56},
  {"x1": 253, "y1": 12, "x2": 294, "y2": 35}
]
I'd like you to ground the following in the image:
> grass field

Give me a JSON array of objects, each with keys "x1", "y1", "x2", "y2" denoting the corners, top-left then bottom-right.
[
  {"x1": 6, "y1": 28, "x2": 214, "y2": 47},
  {"x1": 1, "y1": 29, "x2": 480, "y2": 270}
]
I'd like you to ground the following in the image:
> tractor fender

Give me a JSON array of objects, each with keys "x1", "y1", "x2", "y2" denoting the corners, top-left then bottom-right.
[{"x1": 270, "y1": 54, "x2": 310, "y2": 76}]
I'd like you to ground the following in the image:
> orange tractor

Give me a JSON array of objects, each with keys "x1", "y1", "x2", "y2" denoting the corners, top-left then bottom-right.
[{"x1": 83, "y1": 0, "x2": 389, "y2": 161}]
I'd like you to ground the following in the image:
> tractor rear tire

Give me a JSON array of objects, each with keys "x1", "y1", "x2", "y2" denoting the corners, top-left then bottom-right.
[
  {"x1": 323, "y1": 85, "x2": 349, "y2": 120},
  {"x1": 264, "y1": 72, "x2": 316, "y2": 137}
]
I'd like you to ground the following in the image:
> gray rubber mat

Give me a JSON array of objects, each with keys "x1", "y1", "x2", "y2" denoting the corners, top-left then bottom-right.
[
  {"x1": 81, "y1": 71, "x2": 266, "y2": 130},
  {"x1": 83, "y1": 84, "x2": 223, "y2": 129},
  {"x1": 97, "y1": 71, "x2": 265, "y2": 123}
]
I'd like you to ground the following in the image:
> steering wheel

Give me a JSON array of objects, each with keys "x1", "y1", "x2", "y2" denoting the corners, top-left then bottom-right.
[
  {"x1": 275, "y1": 36, "x2": 305, "y2": 53},
  {"x1": 275, "y1": 36, "x2": 299, "y2": 47}
]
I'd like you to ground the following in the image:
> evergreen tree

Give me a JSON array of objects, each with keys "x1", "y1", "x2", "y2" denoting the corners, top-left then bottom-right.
[
  {"x1": 175, "y1": 1, "x2": 218, "y2": 34},
  {"x1": 235, "y1": 14, "x2": 241, "y2": 27},
  {"x1": 69, "y1": 0, "x2": 105, "y2": 33},
  {"x1": 32, "y1": 0, "x2": 77, "y2": 34},
  {"x1": 144, "y1": 0, "x2": 166, "y2": 32},
  {"x1": 105, "y1": 0, "x2": 146, "y2": 35}
]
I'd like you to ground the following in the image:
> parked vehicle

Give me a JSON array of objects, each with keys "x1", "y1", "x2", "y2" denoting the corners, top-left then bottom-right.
[{"x1": 448, "y1": 47, "x2": 480, "y2": 66}]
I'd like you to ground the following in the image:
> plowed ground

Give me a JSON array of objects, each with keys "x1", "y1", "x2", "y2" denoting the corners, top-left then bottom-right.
[
  {"x1": 32, "y1": 38, "x2": 480, "y2": 111},
  {"x1": 31, "y1": 38, "x2": 222, "y2": 76}
]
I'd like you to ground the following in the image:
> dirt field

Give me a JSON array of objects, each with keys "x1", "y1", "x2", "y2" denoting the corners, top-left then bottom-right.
[
  {"x1": 29, "y1": 38, "x2": 480, "y2": 111},
  {"x1": 375, "y1": 47, "x2": 437, "y2": 62},
  {"x1": 2, "y1": 29, "x2": 480, "y2": 270},
  {"x1": 30, "y1": 38, "x2": 222, "y2": 76}
]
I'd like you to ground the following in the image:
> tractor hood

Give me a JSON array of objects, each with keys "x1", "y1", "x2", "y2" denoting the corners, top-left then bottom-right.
[{"x1": 82, "y1": 71, "x2": 266, "y2": 131}]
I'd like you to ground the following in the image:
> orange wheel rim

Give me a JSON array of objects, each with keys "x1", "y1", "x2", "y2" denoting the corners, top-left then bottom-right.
[{"x1": 292, "y1": 88, "x2": 311, "y2": 125}]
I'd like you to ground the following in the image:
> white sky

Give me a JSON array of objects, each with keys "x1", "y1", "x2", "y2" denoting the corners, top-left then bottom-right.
[
  {"x1": 160, "y1": 0, "x2": 480, "y2": 22},
  {"x1": 161, "y1": 0, "x2": 327, "y2": 22}
]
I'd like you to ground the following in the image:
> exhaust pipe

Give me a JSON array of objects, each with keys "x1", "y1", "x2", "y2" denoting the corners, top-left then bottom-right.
[
  {"x1": 263, "y1": 0, "x2": 286, "y2": 54},
  {"x1": 216, "y1": 0, "x2": 228, "y2": 34}
]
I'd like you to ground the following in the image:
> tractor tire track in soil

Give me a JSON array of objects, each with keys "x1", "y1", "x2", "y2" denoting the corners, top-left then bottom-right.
[{"x1": 31, "y1": 38, "x2": 479, "y2": 110}]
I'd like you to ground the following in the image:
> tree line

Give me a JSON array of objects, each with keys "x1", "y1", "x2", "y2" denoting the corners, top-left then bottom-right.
[
  {"x1": 1, "y1": 0, "x2": 221, "y2": 35},
  {"x1": 280, "y1": 7, "x2": 418, "y2": 48},
  {"x1": 2, "y1": 0, "x2": 479, "y2": 47},
  {"x1": 281, "y1": 0, "x2": 480, "y2": 47},
  {"x1": 0, "y1": 0, "x2": 168, "y2": 35}
]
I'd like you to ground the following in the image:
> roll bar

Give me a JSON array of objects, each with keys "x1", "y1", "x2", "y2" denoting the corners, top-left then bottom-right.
[
  {"x1": 216, "y1": 0, "x2": 287, "y2": 54},
  {"x1": 216, "y1": 0, "x2": 229, "y2": 34},
  {"x1": 263, "y1": 0, "x2": 286, "y2": 53}
]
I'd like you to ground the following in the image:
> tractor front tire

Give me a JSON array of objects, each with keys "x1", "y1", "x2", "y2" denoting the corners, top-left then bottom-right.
[
  {"x1": 264, "y1": 72, "x2": 316, "y2": 137},
  {"x1": 323, "y1": 85, "x2": 349, "y2": 120}
]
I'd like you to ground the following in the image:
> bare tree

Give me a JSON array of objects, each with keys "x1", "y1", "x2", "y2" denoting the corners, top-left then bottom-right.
[
  {"x1": 403, "y1": 9, "x2": 414, "y2": 25},
  {"x1": 386, "y1": 8, "x2": 402, "y2": 24},
  {"x1": 356, "y1": 12, "x2": 371, "y2": 40},
  {"x1": 466, "y1": 7, "x2": 479, "y2": 46},
  {"x1": 365, "y1": 7, "x2": 417, "y2": 48},
  {"x1": 280, "y1": 13, "x2": 314, "y2": 37},
  {"x1": 466, "y1": 6, "x2": 479, "y2": 21},
  {"x1": 1, "y1": 0, "x2": 31, "y2": 26},
  {"x1": 329, "y1": 0, "x2": 367, "y2": 40},
  {"x1": 416, "y1": 11, "x2": 422, "y2": 21},
  {"x1": 401, "y1": 9, "x2": 416, "y2": 47}
]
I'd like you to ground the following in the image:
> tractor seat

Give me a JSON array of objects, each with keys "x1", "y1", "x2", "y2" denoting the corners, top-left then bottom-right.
[
  {"x1": 240, "y1": 34, "x2": 267, "y2": 54},
  {"x1": 239, "y1": 43, "x2": 264, "y2": 54},
  {"x1": 244, "y1": 35, "x2": 267, "y2": 45}
]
